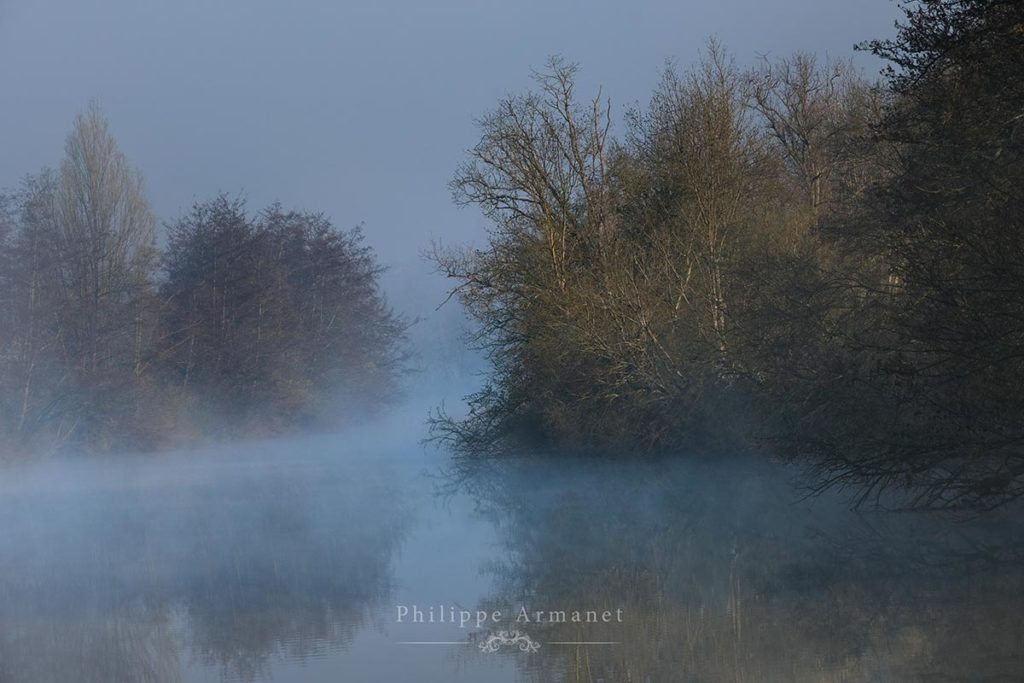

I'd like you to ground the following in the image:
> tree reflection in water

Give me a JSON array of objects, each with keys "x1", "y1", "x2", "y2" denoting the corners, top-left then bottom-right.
[
  {"x1": 1, "y1": 449, "x2": 1020, "y2": 682},
  {"x1": 0, "y1": 451, "x2": 410, "y2": 683},
  {"x1": 447, "y1": 455, "x2": 1024, "y2": 682}
]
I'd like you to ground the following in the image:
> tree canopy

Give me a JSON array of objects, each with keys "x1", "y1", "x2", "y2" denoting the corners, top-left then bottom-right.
[{"x1": 432, "y1": 0, "x2": 1024, "y2": 510}]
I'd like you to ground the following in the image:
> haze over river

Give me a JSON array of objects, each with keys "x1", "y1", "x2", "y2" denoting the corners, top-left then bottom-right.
[{"x1": 1, "y1": 398, "x2": 1022, "y2": 682}]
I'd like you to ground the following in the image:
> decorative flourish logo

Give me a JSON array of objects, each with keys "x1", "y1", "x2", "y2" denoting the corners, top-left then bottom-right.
[{"x1": 478, "y1": 630, "x2": 541, "y2": 653}]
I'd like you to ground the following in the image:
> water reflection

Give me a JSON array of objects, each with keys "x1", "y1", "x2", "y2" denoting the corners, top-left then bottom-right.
[
  {"x1": 0, "y1": 601, "x2": 181, "y2": 683},
  {"x1": 447, "y1": 456, "x2": 1024, "y2": 682},
  {"x1": 0, "y1": 447, "x2": 410, "y2": 682},
  {"x1": 1, "y1": 445, "x2": 1022, "y2": 682}
]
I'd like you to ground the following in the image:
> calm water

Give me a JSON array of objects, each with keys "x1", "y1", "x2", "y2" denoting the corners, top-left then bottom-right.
[{"x1": 1, "y1": 407, "x2": 1022, "y2": 682}]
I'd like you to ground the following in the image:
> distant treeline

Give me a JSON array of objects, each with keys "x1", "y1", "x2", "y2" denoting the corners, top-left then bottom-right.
[
  {"x1": 0, "y1": 105, "x2": 407, "y2": 456},
  {"x1": 430, "y1": 0, "x2": 1024, "y2": 510}
]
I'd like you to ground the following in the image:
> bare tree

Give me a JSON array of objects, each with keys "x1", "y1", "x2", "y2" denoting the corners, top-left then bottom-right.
[
  {"x1": 747, "y1": 54, "x2": 874, "y2": 225},
  {"x1": 432, "y1": 48, "x2": 787, "y2": 454},
  {"x1": 160, "y1": 196, "x2": 408, "y2": 432},
  {"x1": 52, "y1": 101, "x2": 156, "y2": 382},
  {"x1": 430, "y1": 58, "x2": 625, "y2": 451},
  {"x1": 0, "y1": 102, "x2": 160, "y2": 451},
  {"x1": 625, "y1": 43, "x2": 780, "y2": 365}
]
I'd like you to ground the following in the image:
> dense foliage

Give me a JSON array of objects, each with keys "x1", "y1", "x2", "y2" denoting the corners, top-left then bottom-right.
[
  {"x1": 432, "y1": 0, "x2": 1024, "y2": 509},
  {"x1": 161, "y1": 197, "x2": 407, "y2": 432}
]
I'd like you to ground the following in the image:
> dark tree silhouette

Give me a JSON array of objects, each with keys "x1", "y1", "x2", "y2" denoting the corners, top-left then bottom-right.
[{"x1": 160, "y1": 196, "x2": 408, "y2": 433}]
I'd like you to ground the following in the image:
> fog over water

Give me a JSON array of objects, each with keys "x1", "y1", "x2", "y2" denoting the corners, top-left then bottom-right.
[
  {"x1": 3, "y1": 1, "x2": 1024, "y2": 681},
  {"x1": 1, "y1": 385, "x2": 1022, "y2": 682}
]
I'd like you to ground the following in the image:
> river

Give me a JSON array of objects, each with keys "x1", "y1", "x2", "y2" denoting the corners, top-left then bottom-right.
[{"x1": 0, "y1": 401, "x2": 1022, "y2": 682}]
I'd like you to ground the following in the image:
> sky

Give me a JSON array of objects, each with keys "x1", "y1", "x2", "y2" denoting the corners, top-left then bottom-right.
[{"x1": 0, "y1": 0, "x2": 902, "y2": 334}]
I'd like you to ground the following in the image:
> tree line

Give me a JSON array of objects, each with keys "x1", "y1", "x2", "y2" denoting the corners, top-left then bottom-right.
[
  {"x1": 0, "y1": 103, "x2": 407, "y2": 456},
  {"x1": 431, "y1": 0, "x2": 1024, "y2": 510}
]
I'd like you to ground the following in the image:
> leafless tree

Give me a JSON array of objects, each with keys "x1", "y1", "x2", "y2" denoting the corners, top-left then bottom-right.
[{"x1": 52, "y1": 101, "x2": 157, "y2": 380}]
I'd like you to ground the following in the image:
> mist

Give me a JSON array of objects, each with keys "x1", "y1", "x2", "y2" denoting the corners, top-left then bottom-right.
[
  {"x1": 2, "y1": 407, "x2": 1022, "y2": 680},
  {"x1": 3, "y1": 0, "x2": 1024, "y2": 681}
]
